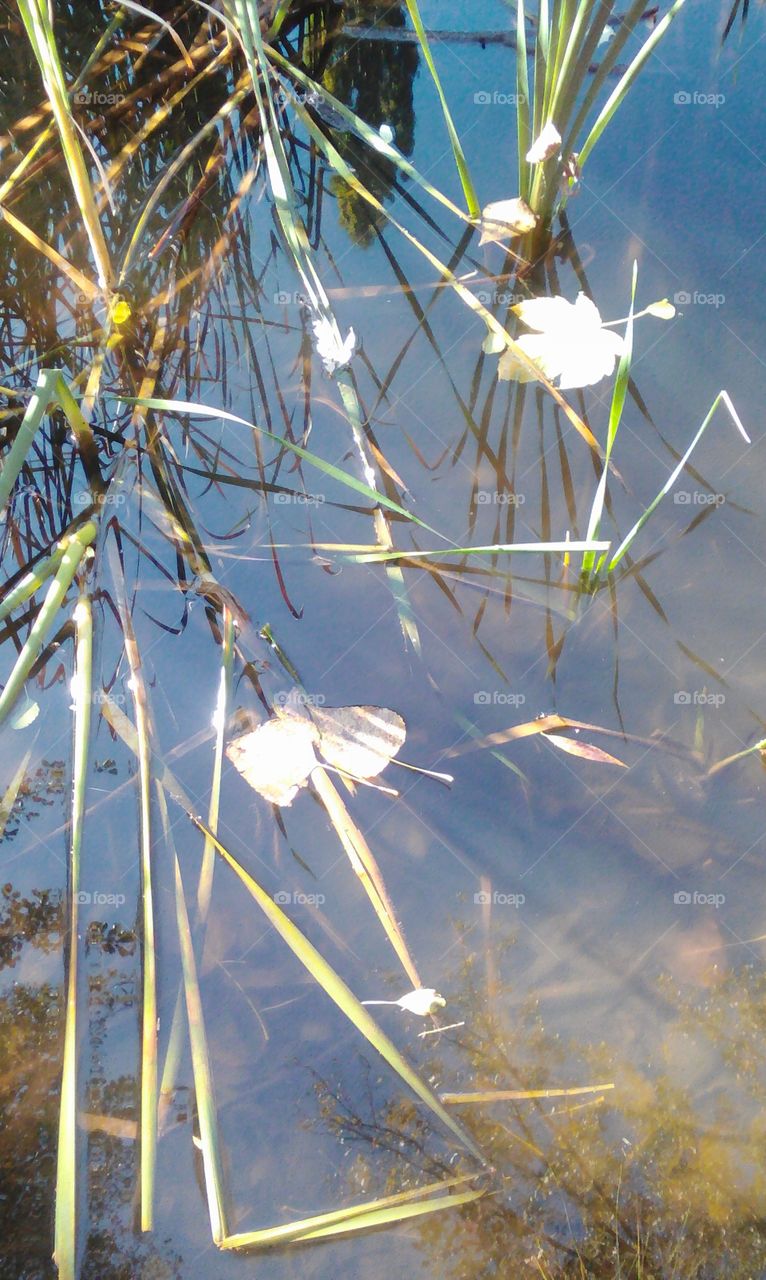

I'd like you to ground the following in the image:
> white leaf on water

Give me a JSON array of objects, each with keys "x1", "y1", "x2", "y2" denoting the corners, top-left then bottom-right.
[
  {"x1": 311, "y1": 315, "x2": 357, "y2": 374},
  {"x1": 362, "y1": 988, "x2": 447, "y2": 1016},
  {"x1": 497, "y1": 292, "x2": 625, "y2": 390}
]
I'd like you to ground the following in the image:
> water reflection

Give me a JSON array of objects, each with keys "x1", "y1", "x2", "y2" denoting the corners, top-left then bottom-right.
[{"x1": 316, "y1": 944, "x2": 766, "y2": 1277}]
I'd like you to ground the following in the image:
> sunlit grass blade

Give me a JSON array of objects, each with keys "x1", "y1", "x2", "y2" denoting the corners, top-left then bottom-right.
[
  {"x1": 0, "y1": 370, "x2": 61, "y2": 515},
  {"x1": 160, "y1": 608, "x2": 233, "y2": 1131},
  {"x1": 576, "y1": 0, "x2": 689, "y2": 170},
  {"x1": 401, "y1": 0, "x2": 479, "y2": 215},
  {"x1": 516, "y1": 0, "x2": 531, "y2": 200},
  {"x1": 0, "y1": 205, "x2": 101, "y2": 301},
  {"x1": 0, "y1": 521, "x2": 97, "y2": 728},
  {"x1": 109, "y1": 547, "x2": 157, "y2": 1231},
  {"x1": 267, "y1": 48, "x2": 470, "y2": 223},
  {"x1": 581, "y1": 261, "x2": 638, "y2": 578},
  {"x1": 221, "y1": 1178, "x2": 485, "y2": 1249},
  {"x1": 607, "y1": 391, "x2": 748, "y2": 572},
  {"x1": 16, "y1": 0, "x2": 111, "y2": 289},
  {"x1": 441, "y1": 1082, "x2": 614, "y2": 1103},
  {"x1": 335, "y1": 369, "x2": 421, "y2": 652},
  {"x1": 157, "y1": 786, "x2": 229, "y2": 1243},
  {"x1": 199, "y1": 605, "x2": 234, "y2": 918},
  {"x1": 341, "y1": 540, "x2": 610, "y2": 563},
  {"x1": 0, "y1": 540, "x2": 69, "y2": 624},
  {"x1": 117, "y1": 395, "x2": 438, "y2": 532},
  {"x1": 54, "y1": 595, "x2": 92, "y2": 1280},
  {"x1": 101, "y1": 700, "x2": 487, "y2": 1167},
  {"x1": 311, "y1": 767, "x2": 423, "y2": 990}
]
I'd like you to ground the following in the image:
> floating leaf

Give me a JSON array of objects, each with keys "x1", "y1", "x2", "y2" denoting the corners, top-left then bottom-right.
[
  {"x1": 362, "y1": 988, "x2": 447, "y2": 1017},
  {"x1": 226, "y1": 701, "x2": 407, "y2": 807},
  {"x1": 479, "y1": 197, "x2": 537, "y2": 245},
  {"x1": 226, "y1": 716, "x2": 320, "y2": 807},
  {"x1": 525, "y1": 121, "x2": 562, "y2": 164},
  {"x1": 497, "y1": 293, "x2": 624, "y2": 390},
  {"x1": 309, "y1": 704, "x2": 406, "y2": 779},
  {"x1": 311, "y1": 315, "x2": 357, "y2": 374}
]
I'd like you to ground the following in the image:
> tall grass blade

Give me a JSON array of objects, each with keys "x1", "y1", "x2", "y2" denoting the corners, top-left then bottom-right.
[
  {"x1": 401, "y1": 0, "x2": 480, "y2": 215},
  {"x1": 157, "y1": 787, "x2": 229, "y2": 1243},
  {"x1": 582, "y1": 262, "x2": 637, "y2": 577},
  {"x1": 117, "y1": 395, "x2": 438, "y2": 532},
  {"x1": 310, "y1": 767, "x2": 423, "y2": 990},
  {"x1": 608, "y1": 391, "x2": 748, "y2": 571},
  {"x1": 0, "y1": 521, "x2": 97, "y2": 728},
  {"x1": 109, "y1": 548, "x2": 157, "y2": 1231},
  {"x1": 53, "y1": 596, "x2": 92, "y2": 1280},
  {"x1": 221, "y1": 1179, "x2": 485, "y2": 1249},
  {"x1": 576, "y1": 0, "x2": 689, "y2": 169},
  {"x1": 16, "y1": 0, "x2": 112, "y2": 289}
]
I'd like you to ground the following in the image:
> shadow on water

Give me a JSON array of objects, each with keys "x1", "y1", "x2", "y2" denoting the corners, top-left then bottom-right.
[{"x1": 1, "y1": 0, "x2": 766, "y2": 1275}]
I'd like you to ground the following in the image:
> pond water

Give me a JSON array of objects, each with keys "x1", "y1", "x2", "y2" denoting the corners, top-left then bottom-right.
[{"x1": 2, "y1": 1, "x2": 766, "y2": 1276}]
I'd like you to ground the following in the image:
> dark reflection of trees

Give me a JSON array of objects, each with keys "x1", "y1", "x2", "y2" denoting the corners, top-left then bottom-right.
[
  {"x1": 323, "y1": 3, "x2": 419, "y2": 246},
  {"x1": 311, "y1": 948, "x2": 766, "y2": 1278},
  {"x1": 0, "y1": 872, "x2": 180, "y2": 1279}
]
